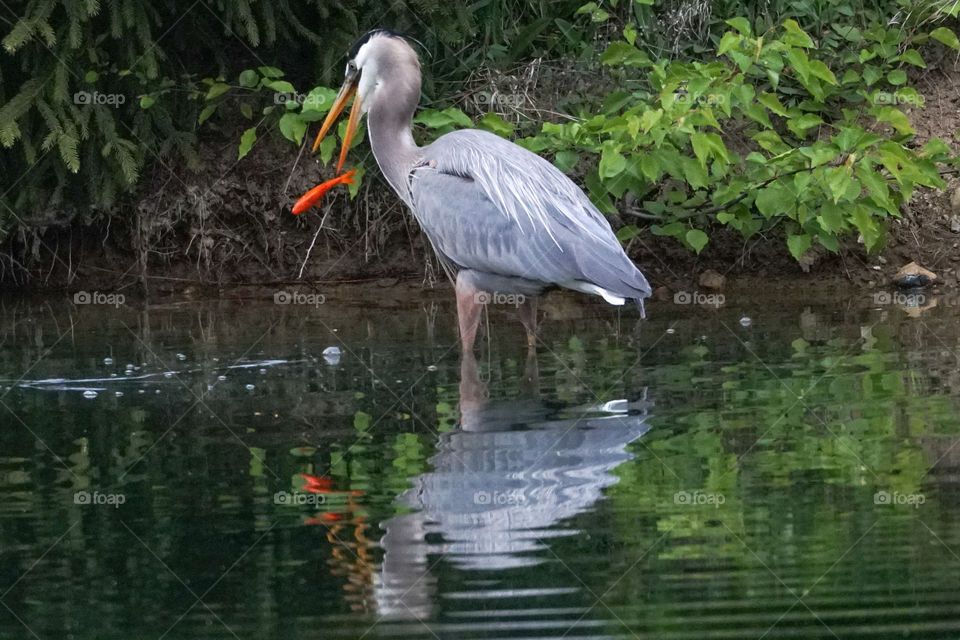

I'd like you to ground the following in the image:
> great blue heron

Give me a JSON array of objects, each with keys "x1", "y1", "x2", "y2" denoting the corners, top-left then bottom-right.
[{"x1": 310, "y1": 29, "x2": 652, "y2": 351}]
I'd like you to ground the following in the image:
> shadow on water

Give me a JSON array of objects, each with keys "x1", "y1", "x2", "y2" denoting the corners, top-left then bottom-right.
[{"x1": 1, "y1": 288, "x2": 960, "y2": 638}]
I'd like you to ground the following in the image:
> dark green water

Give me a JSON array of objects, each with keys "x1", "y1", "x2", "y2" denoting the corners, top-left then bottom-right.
[{"x1": 1, "y1": 286, "x2": 959, "y2": 639}]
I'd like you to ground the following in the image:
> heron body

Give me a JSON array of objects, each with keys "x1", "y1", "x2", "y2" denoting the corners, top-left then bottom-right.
[{"x1": 311, "y1": 30, "x2": 651, "y2": 350}]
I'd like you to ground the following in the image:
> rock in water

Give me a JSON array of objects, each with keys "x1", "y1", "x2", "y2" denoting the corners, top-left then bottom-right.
[
  {"x1": 698, "y1": 270, "x2": 726, "y2": 290},
  {"x1": 323, "y1": 346, "x2": 341, "y2": 365},
  {"x1": 893, "y1": 262, "x2": 937, "y2": 289}
]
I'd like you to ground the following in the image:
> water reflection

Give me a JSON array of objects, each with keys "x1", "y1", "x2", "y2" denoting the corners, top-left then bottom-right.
[{"x1": 375, "y1": 351, "x2": 651, "y2": 620}]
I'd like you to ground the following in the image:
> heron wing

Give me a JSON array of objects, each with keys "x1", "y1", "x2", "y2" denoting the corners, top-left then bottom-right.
[{"x1": 409, "y1": 129, "x2": 651, "y2": 299}]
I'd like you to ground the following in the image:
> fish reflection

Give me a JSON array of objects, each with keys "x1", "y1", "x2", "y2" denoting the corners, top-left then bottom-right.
[{"x1": 374, "y1": 351, "x2": 651, "y2": 620}]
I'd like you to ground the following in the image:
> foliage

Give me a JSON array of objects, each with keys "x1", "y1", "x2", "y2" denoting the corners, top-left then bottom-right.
[
  {"x1": 511, "y1": 11, "x2": 960, "y2": 258},
  {"x1": 0, "y1": 0, "x2": 578, "y2": 244}
]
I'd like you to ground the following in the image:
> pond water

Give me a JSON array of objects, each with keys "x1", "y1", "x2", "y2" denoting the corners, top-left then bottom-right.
[{"x1": 0, "y1": 285, "x2": 959, "y2": 639}]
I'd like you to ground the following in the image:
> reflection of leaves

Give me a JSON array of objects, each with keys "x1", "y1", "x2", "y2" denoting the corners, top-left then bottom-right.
[
  {"x1": 353, "y1": 411, "x2": 372, "y2": 431},
  {"x1": 608, "y1": 317, "x2": 950, "y2": 569}
]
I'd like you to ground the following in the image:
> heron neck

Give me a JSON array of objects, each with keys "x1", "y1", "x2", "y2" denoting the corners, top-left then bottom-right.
[{"x1": 367, "y1": 89, "x2": 420, "y2": 205}]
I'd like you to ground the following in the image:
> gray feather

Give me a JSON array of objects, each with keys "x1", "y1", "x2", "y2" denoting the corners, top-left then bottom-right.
[{"x1": 409, "y1": 129, "x2": 651, "y2": 303}]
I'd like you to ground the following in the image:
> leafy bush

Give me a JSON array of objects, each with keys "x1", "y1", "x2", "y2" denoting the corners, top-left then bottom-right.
[
  {"x1": 516, "y1": 10, "x2": 960, "y2": 259},
  {"x1": 0, "y1": 0, "x2": 579, "y2": 245}
]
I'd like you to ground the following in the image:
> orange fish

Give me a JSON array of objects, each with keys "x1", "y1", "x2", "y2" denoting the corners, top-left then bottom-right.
[
  {"x1": 291, "y1": 169, "x2": 357, "y2": 215},
  {"x1": 301, "y1": 473, "x2": 333, "y2": 492}
]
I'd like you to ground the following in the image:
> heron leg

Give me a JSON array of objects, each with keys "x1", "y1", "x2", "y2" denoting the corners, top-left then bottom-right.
[
  {"x1": 455, "y1": 273, "x2": 484, "y2": 352},
  {"x1": 517, "y1": 296, "x2": 538, "y2": 347}
]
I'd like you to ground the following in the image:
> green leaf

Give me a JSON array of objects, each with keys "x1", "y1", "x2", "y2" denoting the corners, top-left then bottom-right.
[
  {"x1": 873, "y1": 106, "x2": 914, "y2": 135},
  {"x1": 887, "y1": 70, "x2": 907, "y2": 85},
  {"x1": 599, "y1": 145, "x2": 627, "y2": 179},
  {"x1": 303, "y1": 87, "x2": 337, "y2": 112},
  {"x1": 58, "y1": 133, "x2": 79, "y2": 172},
  {"x1": 319, "y1": 135, "x2": 336, "y2": 165},
  {"x1": 920, "y1": 138, "x2": 951, "y2": 158},
  {"x1": 757, "y1": 92, "x2": 788, "y2": 116},
  {"x1": 264, "y1": 80, "x2": 296, "y2": 94},
  {"x1": 680, "y1": 156, "x2": 709, "y2": 189},
  {"x1": 799, "y1": 142, "x2": 839, "y2": 166},
  {"x1": 818, "y1": 231, "x2": 840, "y2": 252},
  {"x1": 717, "y1": 32, "x2": 742, "y2": 56},
  {"x1": 478, "y1": 113, "x2": 514, "y2": 137},
  {"x1": 690, "y1": 132, "x2": 729, "y2": 168},
  {"x1": 600, "y1": 41, "x2": 650, "y2": 66},
  {"x1": 786, "y1": 233, "x2": 811, "y2": 260},
  {"x1": 554, "y1": 150, "x2": 578, "y2": 172},
  {"x1": 639, "y1": 108, "x2": 663, "y2": 133},
  {"x1": 279, "y1": 113, "x2": 307, "y2": 145},
  {"x1": 198, "y1": 104, "x2": 217, "y2": 124},
  {"x1": 414, "y1": 108, "x2": 473, "y2": 129},
  {"x1": 240, "y1": 103, "x2": 253, "y2": 119},
  {"x1": 755, "y1": 183, "x2": 791, "y2": 217},
  {"x1": 238, "y1": 126, "x2": 257, "y2": 160},
  {"x1": 726, "y1": 17, "x2": 752, "y2": 36},
  {"x1": 851, "y1": 205, "x2": 884, "y2": 250},
  {"x1": 84, "y1": 70, "x2": 98, "y2": 83},
  {"x1": 752, "y1": 130, "x2": 790, "y2": 154},
  {"x1": 782, "y1": 19, "x2": 814, "y2": 47},
  {"x1": 743, "y1": 103, "x2": 772, "y2": 128},
  {"x1": 816, "y1": 202, "x2": 845, "y2": 233},
  {"x1": 139, "y1": 95, "x2": 155, "y2": 109},
  {"x1": 786, "y1": 113, "x2": 824, "y2": 138},
  {"x1": 807, "y1": 59, "x2": 838, "y2": 85},
  {"x1": 258, "y1": 65, "x2": 284, "y2": 78},
  {"x1": 930, "y1": 27, "x2": 960, "y2": 50},
  {"x1": 899, "y1": 49, "x2": 926, "y2": 67},
  {"x1": 862, "y1": 65, "x2": 882, "y2": 86},
  {"x1": 651, "y1": 221, "x2": 686, "y2": 237},
  {"x1": 205, "y1": 83, "x2": 230, "y2": 101},
  {"x1": 686, "y1": 228, "x2": 709, "y2": 254},
  {"x1": 616, "y1": 225, "x2": 643, "y2": 242},
  {"x1": 239, "y1": 69, "x2": 259, "y2": 88},
  {"x1": 824, "y1": 166, "x2": 856, "y2": 203}
]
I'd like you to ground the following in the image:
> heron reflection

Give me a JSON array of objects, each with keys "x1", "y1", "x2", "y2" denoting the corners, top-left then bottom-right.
[{"x1": 374, "y1": 352, "x2": 651, "y2": 620}]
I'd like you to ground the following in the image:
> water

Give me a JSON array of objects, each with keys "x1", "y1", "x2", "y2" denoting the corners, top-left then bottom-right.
[{"x1": 0, "y1": 286, "x2": 959, "y2": 639}]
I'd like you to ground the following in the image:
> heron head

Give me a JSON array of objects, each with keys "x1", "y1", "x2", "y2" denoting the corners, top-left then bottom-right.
[{"x1": 311, "y1": 30, "x2": 420, "y2": 172}]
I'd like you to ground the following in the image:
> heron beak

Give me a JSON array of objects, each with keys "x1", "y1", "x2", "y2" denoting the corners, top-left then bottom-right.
[
  {"x1": 311, "y1": 70, "x2": 362, "y2": 174},
  {"x1": 336, "y1": 93, "x2": 363, "y2": 174},
  {"x1": 311, "y1": 80, "x2": 357, "y2": 153}
]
